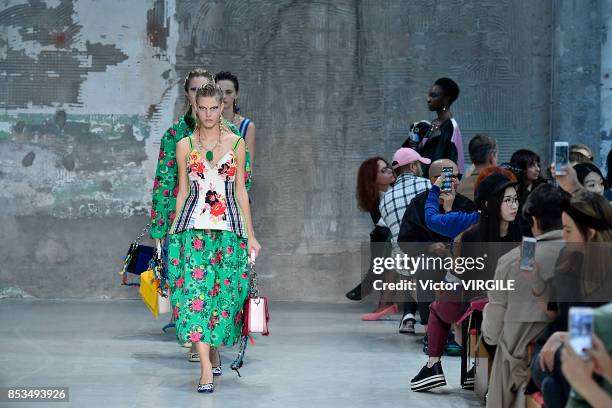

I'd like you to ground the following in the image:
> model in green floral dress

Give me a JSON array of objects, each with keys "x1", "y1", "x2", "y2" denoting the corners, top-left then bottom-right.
[
  {"x1": 168, "y1": 141, "x2": 251, "y2": 348},
  {"x1": 150, "y1": 72, "x2": 252, "y2": 241},
  {"x1": 169, "y1": 83, "x2": 260, "y2": 393}
]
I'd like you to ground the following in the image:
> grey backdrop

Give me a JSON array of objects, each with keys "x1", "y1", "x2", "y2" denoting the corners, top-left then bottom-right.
[{"x1": 0, "y1": 0, "x2": 608, "y2": 301}]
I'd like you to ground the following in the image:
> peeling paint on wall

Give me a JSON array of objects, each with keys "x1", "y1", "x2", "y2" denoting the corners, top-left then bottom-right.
[
  {"x1": 0, "y1": 0, "x2": 129, "y2": 107},
  {"x1": 1, "y1": 0, "x2": 179, "y2": 219}
]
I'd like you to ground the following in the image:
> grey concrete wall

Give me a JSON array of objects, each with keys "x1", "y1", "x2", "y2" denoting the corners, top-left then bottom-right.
[
  {"x1": 602, "y1": 0, "x2": 612, "y2": 173},
  {"x1": 551, "y1": 0, "x2": 603, "y2": 164},
  {"x1": 0, "y1": 0, "x2": 601, "y2": 301}
]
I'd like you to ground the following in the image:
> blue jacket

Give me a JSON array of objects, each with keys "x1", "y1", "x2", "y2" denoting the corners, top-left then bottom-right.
[{"x1": 425, "y1": 185, "x2": 480, "y2": 239}]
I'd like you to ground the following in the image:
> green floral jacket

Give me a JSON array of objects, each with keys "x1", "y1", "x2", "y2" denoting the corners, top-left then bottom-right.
[{"x1": 149, "y1": 110, "x2": 251, "y2": 239}]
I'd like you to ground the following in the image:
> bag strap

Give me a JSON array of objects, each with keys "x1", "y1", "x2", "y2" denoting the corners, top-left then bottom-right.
[
  {"x1": 134, "y1": 223, "x2": 151, "y2": 246},
  {"x1": 249, "y1": 258, "x2": 259, "y2": 298},
  {"x1": 120, "y1": 223, "x2": 152, "y2": 285}
]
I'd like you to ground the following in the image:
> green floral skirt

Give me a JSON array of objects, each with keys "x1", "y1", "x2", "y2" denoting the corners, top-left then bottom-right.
[{"x1": 167, "y1": 229, "x2": 249, "y2": 347}]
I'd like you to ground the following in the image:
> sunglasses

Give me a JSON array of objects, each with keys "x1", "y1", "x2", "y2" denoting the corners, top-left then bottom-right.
[{"x1": 433, "y1": 173, "x2": 462, "y2": 181}]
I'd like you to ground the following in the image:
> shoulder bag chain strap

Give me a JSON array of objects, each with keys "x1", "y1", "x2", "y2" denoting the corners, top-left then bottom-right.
[{"x1": 249, "y1": 258, "x2": 259, "y2": 298}]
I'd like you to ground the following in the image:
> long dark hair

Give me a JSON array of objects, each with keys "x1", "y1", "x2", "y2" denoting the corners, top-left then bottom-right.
[
  {"x1": 574, "y1": 162, "x2": 606, "y2": 189},
  {"x1": 470, "y1": 167, "x2": 521, "y2": 242},
  {"x1": 510, "y1": 149, "x2": 543, "y2": 204},
  {"x1": 356, "y1": 157, "x2": 389, "y2": 215},
  {"x1": 476, "y1": 191, "x2": 521, "y2": 242},
  {"x1": 560, "y1": 191, "x2": 612, "y2": 297},
  {"x1": 215, "y1": 71, "x2": 240, "y2": 113}
]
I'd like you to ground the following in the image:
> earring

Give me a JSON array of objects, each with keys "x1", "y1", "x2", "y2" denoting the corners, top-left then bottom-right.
[{"x1": 442, "y1": 105, "x2": 447, "y2": 112}]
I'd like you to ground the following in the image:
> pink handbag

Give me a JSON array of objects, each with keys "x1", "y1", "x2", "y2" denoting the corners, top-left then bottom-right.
[
  {"x1": 242, "y1": 256, "x2": 270, "y2": 336},
  {"x1": 244, "y1": 295, "x2": 270, "y2": 335}
]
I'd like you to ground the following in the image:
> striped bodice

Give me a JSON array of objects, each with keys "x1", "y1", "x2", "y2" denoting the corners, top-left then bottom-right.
[{"x1": 170, "y1": 138, "x2": 247, "y2": 238}]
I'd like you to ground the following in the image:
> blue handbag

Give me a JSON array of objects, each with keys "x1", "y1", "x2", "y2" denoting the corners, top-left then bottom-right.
[{"x1": 121, "y1": 225, "x2": 154, "y2": 286}]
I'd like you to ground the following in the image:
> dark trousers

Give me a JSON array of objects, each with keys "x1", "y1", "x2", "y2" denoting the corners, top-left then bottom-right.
[
  {"x1": 530, "y1": 346, "x2": 571, "y2": 408},
  {"x1": 427, "y1": 299, "x2": 464, "y2": 357},
  {"x1": 401, "y1": 267, "x2": 440, "y2": 325},
  {"x1": 402, "y1": 299, "x2": 431, "y2": 325}
]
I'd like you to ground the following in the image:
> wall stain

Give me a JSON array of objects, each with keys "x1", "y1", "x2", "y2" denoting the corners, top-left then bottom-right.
[
  {"x1": 0, "y1": 0, "x2": 129, "y2": 108},
  {"x1": 146, "y1": 0, "x2": 169, "y2": 53},
  {"x1": 21, "y1": 151, "x2": 35, "y2": 166},
  {"x1": 1, "y1": 112, "x2": 150, "y2": 171}
]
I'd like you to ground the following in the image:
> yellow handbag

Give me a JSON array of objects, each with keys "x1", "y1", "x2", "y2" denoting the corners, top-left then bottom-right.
[{"x1": 139, "y1": 269, "x2": 159, "y2": 318}]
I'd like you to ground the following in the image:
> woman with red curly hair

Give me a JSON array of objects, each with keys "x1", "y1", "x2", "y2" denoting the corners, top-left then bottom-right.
[{"x1": 346, "y1": 157, "x2": 396, "y2": 316}]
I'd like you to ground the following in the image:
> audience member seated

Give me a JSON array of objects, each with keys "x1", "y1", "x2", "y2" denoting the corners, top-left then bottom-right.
[
  {"x1": 398, "y1": 159, "x2": 476, "y2": 339},
  {"x1": 346, "y1": 157, "x2": 396, "y2": 317},
  {"x1": 510, "y1": 149, "x2": 548, "y2": 237},
  {"x1": 562, "y1": 303, "x2": 612, "y2": 408},
  {"x1": 527, "y1": 191, "x2": 612, "y2": 408},
  {"x1": 569, "y1": 143, "x2": 594, "y2": 165},
  {"x1": 410, "y1": 167, "x2": 521, "y2": 392},
  {"x1": 457, "y1": 134, "x2": 498, "y2": 202},
  {"x1": 481, "y1": 184, "x2": 568, "y2": 408},
  {"x1": 372, "y1": 148, "x2": 432, "y2": 321},
  {"x1": 574, "y1": 162, "x2": 606, "y2": 196}
]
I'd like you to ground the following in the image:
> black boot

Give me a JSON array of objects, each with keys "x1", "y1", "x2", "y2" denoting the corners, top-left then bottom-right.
[{"x1": 345, "y1": 283, "x2": 362, "y2": 301}]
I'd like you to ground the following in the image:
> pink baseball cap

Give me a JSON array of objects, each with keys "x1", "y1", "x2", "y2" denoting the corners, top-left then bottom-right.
[{"x1": 391, "y1": 148, "x2": 431, "y2": 169}]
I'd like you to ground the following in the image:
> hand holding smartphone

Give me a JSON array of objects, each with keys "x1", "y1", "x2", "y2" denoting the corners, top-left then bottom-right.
[
  {"x1": 519, "y1": 236, "x2": 537, "y2": 271},
  {"x1": 441, "y1": 166, "x2": 453, "y2": 193},
  {"x1": 569, "y1": 306, "x2": 593, "y2": 359}
]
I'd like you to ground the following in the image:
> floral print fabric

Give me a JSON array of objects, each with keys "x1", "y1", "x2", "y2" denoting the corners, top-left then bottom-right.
[
  {"x1": 149, "y1": 110, "x2": 251, "y2": 239},
  {"x1": 168, "y1": 229, "x2": 249, "y2": 347},
  {"x1": 170, "y1": 140, "x2": 246, "y2": 237}
]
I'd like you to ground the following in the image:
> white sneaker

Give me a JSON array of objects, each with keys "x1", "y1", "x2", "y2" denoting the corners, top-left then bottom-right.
[
  {"x1": 399, "y1": 313, "x2": 416, "y2": 334},
  {"x1": 188, "y1": 352, "x2": 200, "y2": 362}
]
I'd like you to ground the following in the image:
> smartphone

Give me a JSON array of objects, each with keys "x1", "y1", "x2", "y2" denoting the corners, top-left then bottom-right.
[
  {"x1": 441, "y1": 166, "x2": 453, "y2": 193},
  {"x1": 519, "y1": 237, "x2": 537, "y2": 271},
  {"x1": 569, "y1": 307, "x2": 593, "y2": 359},
  {"x1": 554, "y1": 141, "x2": 569, "y2": 175}
]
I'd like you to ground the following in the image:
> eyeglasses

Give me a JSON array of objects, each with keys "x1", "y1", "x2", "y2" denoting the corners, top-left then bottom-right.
[
  {"x1": 433, "y1": 173, "x2": 460, "y2": 180},
  {"x1": 502, "y1": 196, "x2": 520, "y2": 207}
]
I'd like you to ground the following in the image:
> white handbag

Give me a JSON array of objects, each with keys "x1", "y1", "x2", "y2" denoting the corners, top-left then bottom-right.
[
  {"x1": 247, "y1": 296, "x2": 269, "y2": 334},
  {"x1": 244, "y1": 256, "x2": 270, "y2": 335}
]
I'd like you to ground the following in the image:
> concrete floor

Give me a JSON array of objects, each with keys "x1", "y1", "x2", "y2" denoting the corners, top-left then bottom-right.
[{"x1": 0, "y1": 300, "x2": 481, "y2": 408}]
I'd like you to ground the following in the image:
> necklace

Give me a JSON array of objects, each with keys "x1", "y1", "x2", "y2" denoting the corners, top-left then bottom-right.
[
  {"x1": 226, "y1": 112, "x2": 240, "y2": 128},
  {"x1": 196, "y1": 128, "x2": 221, "y2": 162}
]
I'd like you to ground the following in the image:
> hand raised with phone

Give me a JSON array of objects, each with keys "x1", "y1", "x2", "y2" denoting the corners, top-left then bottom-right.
[{"x1": 550, "y1": 162, "x2": 581, "y2": 195}]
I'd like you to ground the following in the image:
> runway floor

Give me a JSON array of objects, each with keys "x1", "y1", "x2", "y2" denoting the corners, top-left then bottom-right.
[{"x1": 0, "y1": 299, "x2": 480, "y2": 407}]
